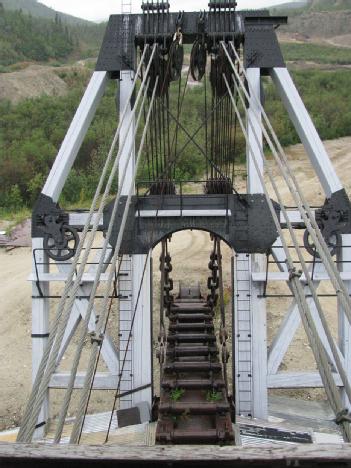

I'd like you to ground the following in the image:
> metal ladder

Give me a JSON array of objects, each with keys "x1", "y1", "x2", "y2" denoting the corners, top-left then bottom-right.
[
  {"x1": 118, "y1": 255, "x2": 134, "y2": 409},
  {"x1": 234, "y1": 253, "x2": 253, "y2": 417},
  {"x1": 121, "y1": 0, "x2": 132, "y2": 14}
]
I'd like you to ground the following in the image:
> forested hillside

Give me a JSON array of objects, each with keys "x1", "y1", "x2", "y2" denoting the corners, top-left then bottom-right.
[
  {"x1": 272, "y1": 0, "x2": 351, "y2": 14},
  {"x1": 1, "y1": 69, "x2": 351, "y2": 211},
  {"x1": 0, "y1": 0, "x2": 89, "y2": 24},
  {"x1": 0, "y1": 7, "x2": 76, "y2": 66},
  {"x1": 0, "y1": 2, "x2": 105, "y2": 67}
]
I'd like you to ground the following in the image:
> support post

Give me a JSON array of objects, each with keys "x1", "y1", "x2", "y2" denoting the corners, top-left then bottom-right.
[
  {"x1": 234, "y1": 67, "x2": 267, "y2": 418},
  {"x1": 339, "y1": 234, "x2": 351, "y2": 409},
  {"x1": 42, "y1": 71, "x2": 108, "y2": 203},
  {"x1": 131, "y1": 253, "x2": 152, "y2": 409},
  {"x1": 270, "y1": 67, "x2": 342, "y2": 198},
  {"x1": 31, "y1": 238, "x2": 49, "y2": 439},
  {"x1": 247, "y1": 68, "x2": 267, "y2": 419},
  {"x1": 118, "y1": 70, "x2": 152, "y2": 412}
]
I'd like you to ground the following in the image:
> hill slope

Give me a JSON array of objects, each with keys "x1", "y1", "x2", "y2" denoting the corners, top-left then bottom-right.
[
  {"x1": 0, "y1": 0, "x2": 90, "y2": 25},
  {"x1": 309, "y1": 0, "x2": 351, "y2": 11},
  {"x1": 0, "y1": 2, "x2": 106, "y2": 67},
  {"x1": 272, "y1": 0, "x2": 351, "y2": 13},
  {"x1": 271, "y1": 0, "x2": 351, "y2": 40},
  {"x1": 0, "y1": 8, "x2": 77, "y2": 66}
]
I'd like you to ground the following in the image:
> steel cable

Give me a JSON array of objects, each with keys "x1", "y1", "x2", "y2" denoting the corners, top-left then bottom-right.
[
  {"x1": 53, "y1": 77, "x2": 152, "y2": 443},
  {"x1": 223, "y1": 72, "x2": 351, "y2": 441},
  {"x1": 224, "y1": 71, "x2": 351, "y2": 408},
  {"x1": 69, "y1": 76, "x2": 160, "y2": 444},
  {"x1": 17, "y1": 45, "x2": 156, "y2": 442},
  {"x1": 225, "y1": 41, "x2": 351, "y2": 327}
]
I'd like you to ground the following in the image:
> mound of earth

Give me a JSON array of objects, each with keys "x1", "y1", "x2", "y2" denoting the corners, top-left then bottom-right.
[
  {"x1": 281, "y1": 10, "x2": 351, "y2": 39},
  {"x1": 0, "y1": 65, "x2": 68, "y2": 104}
]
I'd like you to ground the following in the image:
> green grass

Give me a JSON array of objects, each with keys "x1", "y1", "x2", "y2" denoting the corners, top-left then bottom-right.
[
  {"x1": 170, "y1": 388, "x2": 185, "y2": 402},
  {"x1": 206, "y1": 390, "x2": 223, "y2": 402},
  {"x1": 281, "y1": 42, "x2": 351, "y2": 65}
]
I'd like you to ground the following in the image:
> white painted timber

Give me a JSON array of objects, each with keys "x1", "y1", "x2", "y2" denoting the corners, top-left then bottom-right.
[
  {"x1": 28, "y1": 272, "x2": 111, "y2": 282},
  {"x1": 55, "y1": 262, "x2": 119, "y2": 376},
  {"x1": 246, "y1": 68, "x2": 264, "y2": 194},
  {"x1": 136, "y1": 209, "x2": 232, "y2": 217},
  {"x1": 31, "y1": 238, "x2": 49, "y2": 439},
  {"x1": 268, "y1": 240, "x2": 303, "y2": 375},
  {"x1": 269, "y1": 242, "x2": 344, "y2": 376},
  {"x1": 50, "y1": 373, "x2": 118, "y2": 390},
  {"x1": 234, "y1": 253, "x2": 253, "y2": 416},
  {"x1": 131, "y1": 254, "x2": 152, "y2": 408},
  {"x1": 246, "y1": 68, "x2": 267, "y2": 419},
  {"x1": 118, "y1": 256, "x2": 134, "y2": 409},
  {"x1": 119, "y1": 71, "x2": 135, "y2": 197},
  {"x1": 42, "y1": 71, "x2": 108, "y2": 202},
  {"x1": 279, "y1": 210, "x2": 315, "y2": 224},
  {"x1": 268, "y1": 372, "x2": 342, "y2": 388},
  {"x1": 251, "y1": 271, "x2": 351, "y2": 282},
  {"x1": 267, "y1": 299, "x2": 301, "y2": 375},
  {"x1": 68, "y1": 212, "x2": 104, "y2": 227},
  {"x1": 270, "y1": 68, "x2": 342, "y2": 198},
  {"x1": 251, "y1": 254, "x2": 268, "y2": 419},
  {"x1": 338, "y1": 234, "x2": 351, "y2": 409}
]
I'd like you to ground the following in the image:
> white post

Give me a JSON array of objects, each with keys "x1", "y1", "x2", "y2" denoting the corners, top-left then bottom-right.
[
  {"x1": 119, "y1": 71, "x2": 135, "y2": 196},
  {"x1": 131, "y1": 253, "x2": 152, "y2": 408},
  {"x1": 270, "y1": 68, "x2": 342, "y2": 198},
  {"x1": 339, "y1": 234, "x2": 351, "y2": 409},
  {"x1": 246, "y1": 68, "x2": 264, "y2": 195},
  {"x1": 42, "y1": 71, "x2": 108, "y2": 203},
  {"x1": 31, "y1": 238, "x2": 50, "y2": 439},
  {"x1": 247, "y1": 67, "x2": 267, "y2": 419},
  {"x1": 118, "y1": 70, "x2": 152, "y2": 413}
]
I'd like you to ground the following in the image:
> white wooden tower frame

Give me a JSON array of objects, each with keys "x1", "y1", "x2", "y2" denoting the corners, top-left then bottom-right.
[{"x1": 29, "y1": 18, "x2": 351, "y2": 440}]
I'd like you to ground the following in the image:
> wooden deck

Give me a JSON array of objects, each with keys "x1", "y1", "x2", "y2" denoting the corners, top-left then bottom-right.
[{"x1": 1, "y1": 442, "x2": 351, "y2": 467}]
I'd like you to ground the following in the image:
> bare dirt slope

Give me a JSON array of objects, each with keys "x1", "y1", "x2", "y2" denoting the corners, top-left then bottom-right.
[
  {"x1": 1, "y1": 136, "x2": 351, "y2": 431},
  {"x1": 281, "y1": 10, "x2": 351, "y2": 40},
  {"x1": 0, "y1": 63, "x2": 93, "y2": 104},
  {"x1": 0, "y1": 65, "x2": 68, "y2": 104}
]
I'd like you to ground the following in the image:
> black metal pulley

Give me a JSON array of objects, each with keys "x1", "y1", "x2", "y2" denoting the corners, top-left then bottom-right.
[
  {"x1": 143, "y1": 45, "x2": 170, "y2": 97},
  {"x1": 190, "y1": 40, "x2": 207, "y2": 82},
  {"x1": 168, "y1": 39, "x2": 184, "y2": 81},
  {"x1": 210, "y1": 46, "x2": 235, "y2": 97},
  {"x1": 303, "y1": 229, "x2": 341, "y2": 258},
  {"x1": 168, "y1": 25, "x2": 184, "y2": 81},
  {"x1": 42, "y1": 215, "x2": 79, "y2": 261}
]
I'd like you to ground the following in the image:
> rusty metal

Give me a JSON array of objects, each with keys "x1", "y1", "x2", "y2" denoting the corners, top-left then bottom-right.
[{"x1": 155, "y1": 243, "x2": 235, "y2": 444}]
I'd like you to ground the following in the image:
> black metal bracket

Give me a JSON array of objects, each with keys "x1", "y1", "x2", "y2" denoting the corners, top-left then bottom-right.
[
  {"x1": 32, "y1": 194, "x2": 79, "y2": 261},
  {"x1": 95, "y1": 10, "x2": 287, "y2": 75},
  {"x1": 304, "y1": 189, "x2": 351, "y2": 257},
  {"x1": 103, "y1": 193, "x2": 280, "y2": 255}
]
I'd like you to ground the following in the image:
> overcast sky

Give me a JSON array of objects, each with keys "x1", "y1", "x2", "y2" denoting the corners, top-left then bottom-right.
[{"x1": 39, "y1": 0, "x2": 288, "y2": 22}]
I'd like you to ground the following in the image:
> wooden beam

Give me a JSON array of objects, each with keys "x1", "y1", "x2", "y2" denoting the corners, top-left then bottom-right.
[
  {"x1": 49, "y1": 373, "x2": 118, "y2": 390},
  {"x1": 268, "y1": 372, "x2": 342, "y2": 388},
  {"x1": 1, "y1": 442, "x2": 351, "y2": 467},
  {"x1": 252, "y1": 271, "x2": 351, "y2": 282}
]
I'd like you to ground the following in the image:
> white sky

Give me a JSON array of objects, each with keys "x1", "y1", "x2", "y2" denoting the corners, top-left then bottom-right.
[{"x1": 39, "y1": 0, "x2": 288, "y2": 22}]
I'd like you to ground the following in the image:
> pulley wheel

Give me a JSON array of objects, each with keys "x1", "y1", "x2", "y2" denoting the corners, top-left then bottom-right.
[
  {"x1": 190, "y1": 40, "x2": 207, "y2": 82},
  {"x1": 303, "y1": 229, "x2": 340, "y2": 258},
  {"x1": 44, "y1": 225, "x2": 79, "y2": 261},
  {"x1": 169, "y1": 41, "x2": 184, "y2": 81}
]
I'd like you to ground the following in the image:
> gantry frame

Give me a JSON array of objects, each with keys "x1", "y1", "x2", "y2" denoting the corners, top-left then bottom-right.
[{"x1": 28, "y1": 6, "x2": 351, "y2": 440}]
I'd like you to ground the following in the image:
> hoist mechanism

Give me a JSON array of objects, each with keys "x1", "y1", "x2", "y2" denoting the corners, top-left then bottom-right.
[{"x1": 21, "y1": 0, "x2": 351, "y2": 452}]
